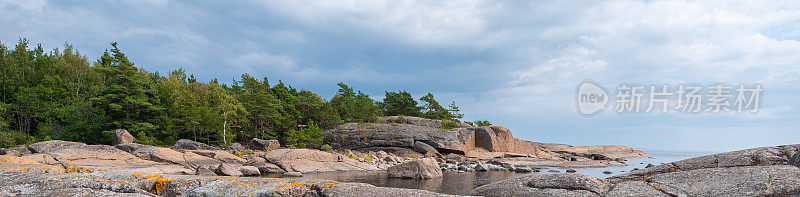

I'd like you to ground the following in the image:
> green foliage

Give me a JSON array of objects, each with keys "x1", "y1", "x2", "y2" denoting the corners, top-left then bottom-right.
[
  {"x1": 282, "y1": 122, "x2": 323, "y2": 149},
  {"x1": 440, "y1": 119, "x2": 458, "y2": 129},
  {"x1": 0, "y1": 38, "x2": 474, "y2": 148},
  {"x1": 91, "y1": 43, "x2": 164, "y2": 136},
  {"x1": 0, "y1": 130, "x2": 35, "y2": 148},
  {"x1": 419, "y1": 93, "x2": 460, "y2": 120},
  {"x1": 380, "y1": 90, "x2": 421, "y2": 116},
  {"x1": 464, "y1": 121, "x2": 475, "y2": 127},
  {"x1": 330, "y1": 83, "x2": 380, "y2": 123},
  {"x1": 320, "y1": 144, "x2": 332, "y2": 152},
  {"x1": 475, "y1": 120, "x2": 492, "y2": 126}
]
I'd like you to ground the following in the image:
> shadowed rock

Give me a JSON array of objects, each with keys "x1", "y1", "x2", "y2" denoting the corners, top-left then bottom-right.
[
  {"x1": 171, "y1": 139, "x2": 220, "y2": 151},
  {"x1": 250, "y1": 138, "x2": 280, "y2": 151}
]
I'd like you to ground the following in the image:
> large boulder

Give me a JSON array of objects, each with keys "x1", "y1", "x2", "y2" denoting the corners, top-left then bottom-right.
[
  {"x1": 195, "y1": 166, "x2": 216, "y2": 176},
  {"x1": 471, "y1": 173, "x2": 611, "y2": 196},
  {"x1": 250, "y1": 138, "x2": 280, "y2": 151},
  {"x1": 388, "y1": 158, "x2": 442, "y2": 179},
  {"x1": 263, "y1": 149, "x2": 378, "y2": 173},
  {"x1": 188, "y1": 150, "x2": 246, "y2": 165},
  {"x1": 244, "y1": 154, "x2": 285, "y2": 173},
  {"x1": 413, "y1": 141, "x2": 439, "y2": 156},
  {"x1": 171, "y1": 139, "x2": 220, "y2": 151},
  {"x1": 115, "y1": 143, "x2": 187, "y2": 165},
  {"x1": 0, "y1": 145, "x2": 30, "y2": 156},
  {"x1": 112, "y1": 129, "x2": 135, "y2": 145},
  {"x1": 325, "y1": 122, "x2": 468, "y2": 154},
  {"x1": 215, "y1": 163, "x2": 243, "y2": 176},
  {"x1": 239, "y1": 166, "x2": 261, "y2": 176}
]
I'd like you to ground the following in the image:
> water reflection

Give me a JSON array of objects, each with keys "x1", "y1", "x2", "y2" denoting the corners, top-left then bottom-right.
[{"x1": 268, "y1": 150, "x2": 714, "y2": 195}]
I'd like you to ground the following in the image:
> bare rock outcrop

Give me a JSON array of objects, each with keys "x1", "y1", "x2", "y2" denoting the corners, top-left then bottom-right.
[
  {"x1": 171, "y1": 139, "x2": 221, "y2": 151},
  {"x1": 263, "y1": 149, "x2": 379, "y2": 173},
  {"x1": 471, "y1": 173, "x2": 611, "y2": 196},
  {"x1": 250, "y1": 138, "x2": 280, "y2": 151},
  {"x1": 112, "y1": 129, "x2": 135, "y2": 145},
  {"x1": 388, "y1": 158, "x2": 442, "y2": 179}
]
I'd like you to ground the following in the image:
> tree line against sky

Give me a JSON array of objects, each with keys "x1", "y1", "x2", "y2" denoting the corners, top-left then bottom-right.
[{"x1": 0, "y1": 39, "x2": 491, "y2": 148}]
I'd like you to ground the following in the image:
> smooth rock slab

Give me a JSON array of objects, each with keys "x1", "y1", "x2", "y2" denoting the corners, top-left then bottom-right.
[
  {"x1": 606, "y1": 181, "x2": 669, "y2": 197},
  {"x1": 471, "y1": 173, "x2": 610, "y2": 197},
  {"x1": 388, "y1": 158, "x2": 442, "y2": 179},
  {"x1": 264, "y1": 149, "x2": 378, "y2": 173},
  {"x1": 647, "y1": 165, "x2": 800, "y2": 196}
]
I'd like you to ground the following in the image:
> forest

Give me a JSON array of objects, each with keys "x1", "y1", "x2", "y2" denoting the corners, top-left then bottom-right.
[{"x1": 0, "y1": 39, "x2": 489, "y2": 148}]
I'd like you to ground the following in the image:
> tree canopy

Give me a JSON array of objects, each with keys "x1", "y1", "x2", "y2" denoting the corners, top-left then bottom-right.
[{"x1": 0, "y1": 39, "x2": 478, "y2": 149}]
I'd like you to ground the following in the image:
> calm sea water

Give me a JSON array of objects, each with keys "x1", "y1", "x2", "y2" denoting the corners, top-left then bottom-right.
[{"x1": 274, "y1": 149, "x2": 717, "y2": 195}]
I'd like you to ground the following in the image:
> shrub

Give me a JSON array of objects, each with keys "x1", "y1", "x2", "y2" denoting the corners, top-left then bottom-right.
[
  {"x1": 464, "y1": 121, "x2": 475, "y2": 126},
  {"x1": 0, "y1": 131, "x2": 35, "y2": 148},
  {"x1": 282, "y1": 122, "x2": 323, "y2": 149},
  {"x1": 320, "y1": 144, "x2": 332, "y2": 151},
  {"x1": 440, "y1": 119, "x2": 458, "y2": 129},
  {"x1": 475, "y1": 120, "x2": 492, "y2": 127}
]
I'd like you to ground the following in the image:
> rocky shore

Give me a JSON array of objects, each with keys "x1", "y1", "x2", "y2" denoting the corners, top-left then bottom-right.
[{"x1": 5, "y1": 117, "x2": 794, "y2": 196}]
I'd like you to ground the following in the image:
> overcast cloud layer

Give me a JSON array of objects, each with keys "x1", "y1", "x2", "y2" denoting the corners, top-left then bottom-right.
[{"x1": 2, "y1": 0, "x2": 799, "y2": 152}]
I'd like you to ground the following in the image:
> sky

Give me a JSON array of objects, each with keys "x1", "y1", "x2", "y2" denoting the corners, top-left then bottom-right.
[{"x1": 2, "y1": 0, "x2": 799, "y2": 152}]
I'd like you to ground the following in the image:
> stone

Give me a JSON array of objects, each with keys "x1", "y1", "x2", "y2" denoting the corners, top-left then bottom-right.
[
  {"x1": 566, "y1": 169, "x2": 577, "y2": 173},
  {"x1": 189, "y1": 150, "x2": 246, "y2": 164},
  {"x1": 229, "y1": 143, "x2": 245, "y2": 152},
  {"x1": 514, "y1": 167, "x2": 532, "y2": 173},
  {"x1": 474, "y1": 162, "x2": 489, "y2": 172},
  {"x1": 388, "y1": 158, "x2": 442, "y2": 179},
  {"x1": 603, "y1": 171, "x2": 612, "y2": 174},
  {"x1": 250, "y1": 138, "x2": 280, "y2": 151},
  {"x1": 244, "y1": 154, "x2": 285, "y2": 173},
  {"x1": 0, "y1": 145, "x2": 30, "y2": 156},
  {"x1": 195, "y1": 166, "x2": 216, "y2": 176},
  {"x1": 239, "y1": 166, "x2": 261, "y2": 176},
  {"x1": 264, "y1": 149, "x2": 378, "y2": 173},
  {"x1": 112, "y1": 129, "x2": 135, "y2": 145},
  {"x1": 172, "y1": 139, "x2": 221, "y2": 150},
  {"x1": 645, "y1": 163, "x2": 655, "y2": 168},
  {"x1": 471, "y1": 173, "x2": 610, "y2": 196},
  {"x1": 606, "y1": 181, "x2": 669, "y2": 196},
  {"x1": 215, "y1": 163, "x2": 243, "y2": 176},
  {"x1": 790, "y1": 152, "x2": 800, "y2": 168},
  {"x1": 115, "y1": 143, "x2": 188, "y2": 165},
  {"x1": 375, "y1": 151, "x2": 388, "y2": 159},
  {"x1": 412, "y1": 141, "x2": 439, "y2": 156}
]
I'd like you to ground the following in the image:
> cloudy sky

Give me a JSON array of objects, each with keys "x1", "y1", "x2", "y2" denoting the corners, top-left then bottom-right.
[{"x1": 2, "y1": 0, "x2": 799, "y2": 152}]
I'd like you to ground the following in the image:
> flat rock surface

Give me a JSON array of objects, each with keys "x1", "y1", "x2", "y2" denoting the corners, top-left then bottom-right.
[
  {"x1": 647, "y1": 165, "x2": 800, "y2": 196},
  {"x1": 263, "y1": 149, "x2": 379, "y2": 173},
  {"x1": 470, "y1": 173, "x2": 609, "y2": 197}
]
